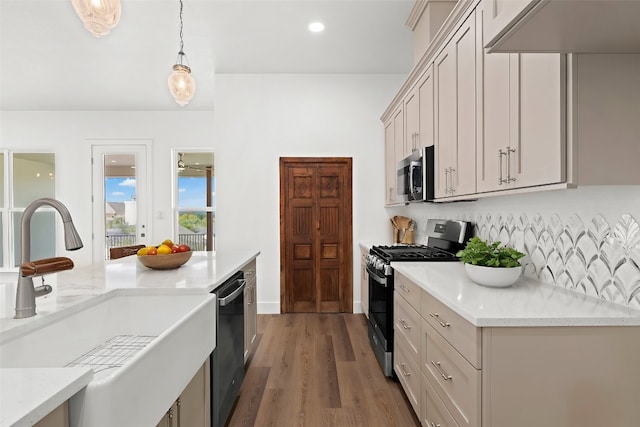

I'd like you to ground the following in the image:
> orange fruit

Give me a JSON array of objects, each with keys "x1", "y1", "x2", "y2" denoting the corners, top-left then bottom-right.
[{"x1": 161, "y1": 239, "x2": 174, "y2": 248}]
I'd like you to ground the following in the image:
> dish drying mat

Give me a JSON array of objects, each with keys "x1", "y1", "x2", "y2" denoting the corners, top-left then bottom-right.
[{"x1": 66, "y1": 335, "x2": 157, "y2": 373}]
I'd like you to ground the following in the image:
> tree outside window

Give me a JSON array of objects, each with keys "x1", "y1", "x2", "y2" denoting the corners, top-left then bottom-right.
[{"x1": 175, "y1": 151, "x2": 215, "y2": 251}]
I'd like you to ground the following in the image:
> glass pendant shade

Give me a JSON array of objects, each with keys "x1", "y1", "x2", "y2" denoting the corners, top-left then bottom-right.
[
  {"x1": 168, "y1": 64, "x2": 196, "y2": 107},
  {"x1": 71, "y1": 0, "x2": 121, "y2": 37}
]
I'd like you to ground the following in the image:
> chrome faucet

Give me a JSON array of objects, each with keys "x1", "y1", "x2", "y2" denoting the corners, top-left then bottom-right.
[{"x1": 14, "y1": 198, "x2": 83, "y2": 319}]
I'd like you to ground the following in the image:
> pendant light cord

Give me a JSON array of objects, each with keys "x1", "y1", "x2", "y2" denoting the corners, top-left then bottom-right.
[{"x1": 178, "y1": 0, "x2": 185, "y2": 55}]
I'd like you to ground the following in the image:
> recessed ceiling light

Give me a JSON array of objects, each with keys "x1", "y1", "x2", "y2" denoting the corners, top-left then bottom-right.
[{"x1": 308, "y1": 22, "x2": 325, "y2": 33}]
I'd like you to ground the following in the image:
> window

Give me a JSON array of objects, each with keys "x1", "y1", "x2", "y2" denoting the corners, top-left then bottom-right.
[
  {"x1": 175, "y1": 151, "x2": 215, "y2": 251},
  {"x1": 0, "y1": 151, "x2": 56, "y2": 268}
]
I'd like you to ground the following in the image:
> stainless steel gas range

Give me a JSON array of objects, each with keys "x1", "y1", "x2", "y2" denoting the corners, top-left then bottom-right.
[{"x1": 366, "y1": 219, "x2": 472, "y2": 377}]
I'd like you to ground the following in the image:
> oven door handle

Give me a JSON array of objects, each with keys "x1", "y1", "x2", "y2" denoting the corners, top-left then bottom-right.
[
  {"x1": 366, "y1": 266, "x2": 388, "y2": 287},
  {"x1": 218, "y1": 279, "x2": 246, "y2": 306}
]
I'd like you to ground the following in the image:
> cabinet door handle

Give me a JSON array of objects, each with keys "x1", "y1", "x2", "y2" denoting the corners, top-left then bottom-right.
[
  {"x1": 498, "y1": 149, "x2": 507, "y2": 185},
  {"x1": 431, "y1": 360, "x2": 452, "y2": 381},
  {"x1": 399, "y1": 283, "x2": 410, "y2": 293},
  {"x1": 444, "y1": 168, "x2": 450, "y2": 194},
  {"x1": 400, "y1": 319, "x2": 411, "y2": 330},
  {"x1": 507, "y1": 146, "x2": 516, "y2": 183},
  {"x1": 428, "y1": 421, "x2": 441, "y2": 427},
  {"x1": 449, "y1": 167, "x2": 456, "y2": 193},
  {"x1": 429, "y1": 312, "x2": 450, "y2": 327},
  {"x1": 400, "y1": 362, "x2": 411, "y2": 377}
]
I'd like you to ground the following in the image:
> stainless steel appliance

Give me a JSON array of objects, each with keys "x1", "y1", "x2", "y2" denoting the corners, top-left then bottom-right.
[
  {"x1": 366, "y1": 219, "x2": 471, "y2": 377},
  {"x1": 397, "y1": 145, "x2": 435, "y2": 203},
  {"x1": 211, "y1": 271, "x2": 246, "y2": 427}
]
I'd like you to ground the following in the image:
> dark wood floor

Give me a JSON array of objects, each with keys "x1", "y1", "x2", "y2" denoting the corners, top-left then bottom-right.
[{"x1": 227, "y1": 313, "x2": 420, "y2": 427}]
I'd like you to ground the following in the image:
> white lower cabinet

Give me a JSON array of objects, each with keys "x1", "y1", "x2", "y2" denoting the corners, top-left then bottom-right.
[
  {"x1": 243, "y1": 259, "x2": 258, "y2": 363},
  {"x1": 394, "y1": 271, "x2": 640, "y2": 427},
  {"x1": 394, "y1": 289, "x2": 422, "y2": 416},
  {"x1": 156, "y1": 359, "x2": 210, "y2": 427},
  {"x1": 422, "y1": 372, "x2": 459, "y2": 427},
  {"x1": 360, "y1": 246, "x2": 369, "y2": 318},
  {"x1": 34, "y1": 402, "x2": 69, "y2": 427}
]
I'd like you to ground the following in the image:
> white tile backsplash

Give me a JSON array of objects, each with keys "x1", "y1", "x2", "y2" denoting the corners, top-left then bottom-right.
[{"x1": 392, "y1": 186, "x2": 640, "y2": 309}]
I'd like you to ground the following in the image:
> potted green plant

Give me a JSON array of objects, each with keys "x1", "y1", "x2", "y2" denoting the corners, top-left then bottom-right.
[{"x1": 456, "y1": 237, "x2": 526, "y2": 287}]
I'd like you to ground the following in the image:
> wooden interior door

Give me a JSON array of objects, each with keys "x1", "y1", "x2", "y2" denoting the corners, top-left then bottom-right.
[{"x1": 280, "y1": 158, "x2": 353, "y2": 313}]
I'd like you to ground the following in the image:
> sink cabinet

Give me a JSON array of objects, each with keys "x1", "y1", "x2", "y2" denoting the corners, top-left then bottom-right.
[
  {"x1": 243, "y1": 259, "x2": 258, "y2": 364},
  {"x1": 393, "y1": 271, "x2": 640, "y2": 426},
  {"x1": 34, "y1": 402, "x2": 69, "y2": 427},
  {"x1": 156, "y1": 359, "x2": 210, "y2": 427}
]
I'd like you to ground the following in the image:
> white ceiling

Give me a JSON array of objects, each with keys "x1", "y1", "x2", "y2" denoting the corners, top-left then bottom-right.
[{"x1": 0, "y1": 0, "x2": 414, "y2": 111}]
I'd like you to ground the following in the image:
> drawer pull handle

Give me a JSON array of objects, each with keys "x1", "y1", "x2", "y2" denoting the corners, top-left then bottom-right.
[
  {"x1": 400, "y1": 363, "x2": 411, "y2": 377},
  {"x1": 429, "y1": 312, "x2": 450, "y2": 328},
  {"x1": 431, "y1": 360, "x2": 452, "y2": 381},
  {"x1": 400, "y1": 284, "x2": 410, "y2": 293},
  {"x1": 400, "y1": 319, "x2": 411, "y2": 330},
  {"x1": 428, "y1": 421, "x2": 441, "y2": 427}
]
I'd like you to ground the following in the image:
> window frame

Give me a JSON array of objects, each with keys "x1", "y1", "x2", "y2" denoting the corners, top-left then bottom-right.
[
  {"x1": 0, "y1": 149, "x2": 57, "y2": 271},
  {"x1": 172, "y1": 148, "x2": 216, "y2": 252}
]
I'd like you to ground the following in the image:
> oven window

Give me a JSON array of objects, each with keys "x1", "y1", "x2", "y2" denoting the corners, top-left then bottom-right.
[{"x1": 369, "y1": 273, "x2": 390, "y2": 342}]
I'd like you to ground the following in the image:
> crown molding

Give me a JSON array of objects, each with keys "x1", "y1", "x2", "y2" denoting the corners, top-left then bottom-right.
[
  {"x1": 405, "y1": 0, "x2": 428, "y2": 30},
  {"x1": 381, "y1": 0, "x2": 478, "y2": 123}
]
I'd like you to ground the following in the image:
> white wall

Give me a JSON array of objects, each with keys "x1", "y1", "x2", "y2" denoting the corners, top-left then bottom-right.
[
  {"x1": 1, "y1": 110, "x2": 215, "y2": 267},
  {"x1": 0, "y1": 73, "x2": 406, "y2": 313},
  {"x1": 213, "y1": 74, "x2": 404, "y2": 313}
]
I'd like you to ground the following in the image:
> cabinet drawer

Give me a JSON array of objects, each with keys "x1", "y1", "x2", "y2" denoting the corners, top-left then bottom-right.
[
  {"x1": 421, "y1": 290, "x2": 481, "y2": 367},
  {"x1": 394, "y1": 336, "x2": 421, "y2": 417},
  {"x1": 422, "y1": 372, "x2": 460, "y2": 427},
  {"x1": 394, "y1": 291, "x2": 421, "y2": 361},
  {"x1": 395, "y1": 272, "x2": 422, "y2": 312},
  {"x1": 422, "y1": 320, "x2": 480, "y2": 427}
]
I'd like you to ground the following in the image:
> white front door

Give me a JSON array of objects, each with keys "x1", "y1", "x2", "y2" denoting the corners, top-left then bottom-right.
[{"x1": 91, "y1": 142, "x2": 151, "y2": 262}]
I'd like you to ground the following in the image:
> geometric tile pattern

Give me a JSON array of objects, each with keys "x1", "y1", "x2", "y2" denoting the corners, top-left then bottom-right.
[{"x1": 418, "y1": 213, "x2": 640, "y2": 309}]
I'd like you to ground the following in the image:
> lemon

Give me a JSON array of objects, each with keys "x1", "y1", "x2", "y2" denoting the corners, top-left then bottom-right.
[
  {"x1": 161, "y1": 239, "x2": 174, "y2": 248},
  {"x1": 137, "y1": 247, "x2": 148, "y2": 256},
  {"x1": 157, "y1": 244, "x2": 172, "y2": 255}
]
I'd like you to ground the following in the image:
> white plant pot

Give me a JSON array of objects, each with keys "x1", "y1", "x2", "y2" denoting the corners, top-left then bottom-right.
[{"x1": 464, "y1": 264, "x2": 522, "y2": 288}]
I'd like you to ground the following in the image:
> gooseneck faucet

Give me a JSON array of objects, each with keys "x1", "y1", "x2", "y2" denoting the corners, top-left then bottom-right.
[{"x1": 14, "y1": 198, "x2": 83, "y2": 319}]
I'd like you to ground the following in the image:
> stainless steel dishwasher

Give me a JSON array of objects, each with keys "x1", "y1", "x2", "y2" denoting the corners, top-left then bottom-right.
[{"x1": 211, "y1": 271, "x2": 245, "y2": 427}]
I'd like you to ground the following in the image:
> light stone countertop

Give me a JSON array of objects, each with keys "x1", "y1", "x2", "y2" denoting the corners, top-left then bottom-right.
[
  {"x1": 0, "y1": 250, "x2": 259, "y2": 427},
  {"x1": 0, "y1": 368, "x2": 93, "y2": 427},
  {"x1": 392, "y1": 261, "x2": 640, "y2": 327}
]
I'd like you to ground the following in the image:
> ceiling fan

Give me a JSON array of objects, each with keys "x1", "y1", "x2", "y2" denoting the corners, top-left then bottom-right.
[{"x1": 177, "y1": 152, "x2": 211, "y2": 173}]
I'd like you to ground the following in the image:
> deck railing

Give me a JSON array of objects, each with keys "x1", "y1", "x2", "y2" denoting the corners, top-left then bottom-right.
[{"x1": 106, "y1": 233, "x2": 209, "y2": 253}]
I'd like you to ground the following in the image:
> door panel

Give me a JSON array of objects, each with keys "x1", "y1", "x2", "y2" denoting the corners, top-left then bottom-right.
[
  {"x1": 91, "y1": 143, "x2": 150, "y2": 262},
  {"x1": 280, "y1": 158, "x2": 353, "y2": 314}
]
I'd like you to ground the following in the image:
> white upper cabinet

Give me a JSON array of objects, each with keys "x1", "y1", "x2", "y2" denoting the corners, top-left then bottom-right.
[
  {"x1": 483, "y1": 0, "x2": 640, "y2": 53},
  {"x1": 434, "y1": 9, "x2": 477, "y2": 198},
  {"x1": 477, "y1": 0, "x2": 566, "y2": 193},
  {"x1": 404, "y1": 86, "x2": 420, "y2": 157}
]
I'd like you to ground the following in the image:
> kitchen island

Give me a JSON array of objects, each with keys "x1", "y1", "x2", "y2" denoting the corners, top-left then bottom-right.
[
  {"x1": 0, "y1": 250, "x2": 259, "y2": 427},
  {"x1": 391, "y1": 261, "x2": 640, "y2": 427}
]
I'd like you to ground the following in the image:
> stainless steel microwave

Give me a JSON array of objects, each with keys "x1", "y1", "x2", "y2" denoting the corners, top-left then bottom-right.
[{"x1": 397, "y1": 145, "x2": 435, "y2": 203}]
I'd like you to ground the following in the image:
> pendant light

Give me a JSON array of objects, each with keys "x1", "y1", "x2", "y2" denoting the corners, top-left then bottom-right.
[
  {"x1": 168, "y1": 0, "x2": 196, "y2": 106},
  {"x1": 70, "y1": 0, "x2": 121, "y2": 38}
]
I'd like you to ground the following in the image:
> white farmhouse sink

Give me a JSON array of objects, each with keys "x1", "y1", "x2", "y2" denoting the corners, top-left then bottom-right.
[{"x1": 0, "y1": 289, "x2": 216, "y2": 427}]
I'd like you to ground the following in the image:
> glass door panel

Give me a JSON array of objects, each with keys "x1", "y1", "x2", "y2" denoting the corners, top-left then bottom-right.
[{"x1": 92, "y1": 144, "x2": 149, "y2": 262}]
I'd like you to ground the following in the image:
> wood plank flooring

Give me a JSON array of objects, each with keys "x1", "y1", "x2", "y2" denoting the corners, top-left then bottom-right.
[{"x1": 227, "y1": 314, "x2": 420, "y2": 427}]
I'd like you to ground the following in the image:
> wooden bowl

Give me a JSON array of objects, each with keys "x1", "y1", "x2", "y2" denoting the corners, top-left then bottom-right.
[{"x1": 137, "y1": 251, "x2": 193, "y2": 270}]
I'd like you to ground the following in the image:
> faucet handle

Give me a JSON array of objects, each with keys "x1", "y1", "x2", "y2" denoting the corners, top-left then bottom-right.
[{"x1": 20, "y1": 257, "x2": 74, "y2": 278}]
